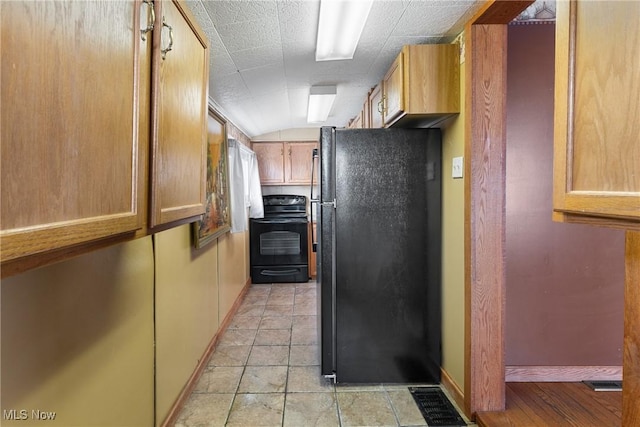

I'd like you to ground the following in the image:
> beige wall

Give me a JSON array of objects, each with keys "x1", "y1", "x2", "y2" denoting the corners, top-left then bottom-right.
[
  {"x1": 1, "y1": 224, "x2": 250, "y2": 427},
  {"x1": 1, "y1": 237, "x2": 155, "y2": 427},
  {"x1": 218, "y1": 229, "x2": 250, "y2": 323},
  {"x1": 154, "y1": 224, "x2": 220, "y2": 425},
  {"x1": 440, "y1": 47, "x2": 466, "y2": 393},
  {"x1": 252, "y1": 127, "x2": 320, "y2": 141}
]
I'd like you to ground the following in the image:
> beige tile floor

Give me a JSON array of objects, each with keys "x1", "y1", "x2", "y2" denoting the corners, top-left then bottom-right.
[{"x1": 175, "y1": 281, "x2": 473, "y2": 427}]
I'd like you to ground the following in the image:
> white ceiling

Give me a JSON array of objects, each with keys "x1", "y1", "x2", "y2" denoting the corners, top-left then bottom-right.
[{"x1": 186, "y1": 0, "x2": 486, "y2": 138}]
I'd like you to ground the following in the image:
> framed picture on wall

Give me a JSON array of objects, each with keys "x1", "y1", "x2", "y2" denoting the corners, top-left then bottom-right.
[{"x1": 193, "y1": 106, "x2": 231, "y2": 249}]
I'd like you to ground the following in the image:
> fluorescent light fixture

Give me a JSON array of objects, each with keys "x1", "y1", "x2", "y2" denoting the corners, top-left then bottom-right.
[
  {"x1": 316, "y1": 0, "x2": 373, "y2": 61},
  {"x1": 307, "y1": 85, "x2": 337, "y2": 123}
]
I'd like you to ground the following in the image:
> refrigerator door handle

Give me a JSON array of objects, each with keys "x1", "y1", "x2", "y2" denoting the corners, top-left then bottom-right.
[
  {"x1": 310, "y1": 199, "x2": 336, "y2": 208},
  {"x1": 310, "y1": 148, "x2": 318, "y2": 252}
]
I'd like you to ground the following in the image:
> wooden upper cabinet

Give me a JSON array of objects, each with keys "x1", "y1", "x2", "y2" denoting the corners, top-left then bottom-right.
[
  {"x1": 287, "y1": 142, "x2": 317, "y2": 184},
  {"x1": 349, "y1": 112, "x2": 363, "y2": 129},
  {"x1": 382, "y1": 44, "x2": 459, "y2": 128},
  {"x1": 382, "y1": 52, "x2": 404, "y2": 125},
  {"x1": 254, "y1": 142, "x2": 286, "y2": 184},
  {"x1": 362, "y1": 92, "x2": 371, "y2": 129},
  {"x1": 369, "y1": 84, "x2": 384, "y2": 128},
  {"x1": 254, "y1": 142, "x2": 318, "y2": 186},
  {"x1": 0, "y1": 1, "x2": 149, "y2": 264},
  {"x1": 553, "y1": 0, "x2": 640, "y2": 228},
  {"x1": 150, "y1": 0, "x2": 208, "y2": 227}
]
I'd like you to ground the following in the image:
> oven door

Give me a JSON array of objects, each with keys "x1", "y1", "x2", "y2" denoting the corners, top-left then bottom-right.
[{"x1": 250, "y1": 218, "x2": 309, "y2": 283}]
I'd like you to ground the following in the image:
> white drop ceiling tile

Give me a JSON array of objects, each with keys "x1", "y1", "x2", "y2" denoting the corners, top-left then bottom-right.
[
  {"x1": 185, "y1": 0, "x2": 215, "y2": 33},
  {"x1": 191, "y1": 0, "x2": 483, "y2": 137},
  {"x1": 207, "y1": 29, "x2": 239, "y2": 77},
  {"x1": 254, "y1": 94, "x2": 291, "y2": 125},
  {"x1": 241, "y1": 64, "x2": 287, "y2": 97},
  {"x1": 284, "y1": 58, "x2": 372, "y2": 85},
  {"x1": 359, "y1": 1, "x2": 407, "y2": 45},
  {"x1": 233, "y1": 0, "x2": 279, "y2": 23},
  {"x1": 217, "y1": 17, "x2": 281, "y2": 53},
  {"x1": 202, "y1": 0, "x2": 278, "y2": 26},
  {"x1": 220, "y1": 99, "x2": 264, "y2": 136},
  {"x1": 392, "y1": 2, "x2": 470, "y2": 37},
  {"x1": 209, "y1": 72, "x2": 251, "y2": 104},
  {"x1": 230, "y1": 43, "x2": 284, "y2": 71},
  {"x1": 211, "y1": 51, "x2": 238, "y2": 78},
  {"x1": 277, "y1": 0, "x2": 319, "y2": 42}
]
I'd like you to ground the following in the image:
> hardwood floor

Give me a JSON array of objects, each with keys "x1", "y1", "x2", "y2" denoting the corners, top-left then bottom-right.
[{"x1": 476, "y1": 382, "x2": 622, "y2": 426}]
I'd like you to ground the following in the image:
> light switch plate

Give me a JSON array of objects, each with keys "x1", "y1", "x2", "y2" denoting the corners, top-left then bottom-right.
[{"x1": 452, "y1": 156, "x2": 464, "y2": 179}]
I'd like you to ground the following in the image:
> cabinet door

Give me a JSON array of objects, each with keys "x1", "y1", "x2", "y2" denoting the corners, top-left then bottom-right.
[
  {"x1": 362, "y1": 96, "x2": 371, "y2": 129},
  {"x1": 1, "y1": 1, "x2": 145, "y2": 263},
  {"x1": 350, "y1": 113, "x2": 363, "y2": 129},
  {"x1": 254, "y1": 142, "x2": 286, "y2": 184},
  {"x1": 369, "y1": 84, "x2": 384, "y2": 128},
  {"x1": 287, "y1": 142, "x2": 318, "y2": 184},
  {"x1": 150, "y1": 0, "x2": 208, "y2": 227},
  {"x1": 553, "y1": 0, "x2": 640, "y2": 227},
  {"x1": 382, "y1": 51, "x2": 404, "y2": 125}
]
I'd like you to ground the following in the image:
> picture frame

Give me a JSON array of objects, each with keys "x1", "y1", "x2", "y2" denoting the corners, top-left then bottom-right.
[{"x1": 193, "y1": 106, "x2": 231, "y2": 249}]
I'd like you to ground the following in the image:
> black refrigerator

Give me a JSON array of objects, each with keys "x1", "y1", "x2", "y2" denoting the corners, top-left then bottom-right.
[{"x1": 313, "y1": 127, "x2": 442, "y2": 384}]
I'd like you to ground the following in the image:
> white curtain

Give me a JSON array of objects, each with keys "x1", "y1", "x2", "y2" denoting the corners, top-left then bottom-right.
[{"x1": 228, "y1": 139, "x2": 263, "y2": 233}]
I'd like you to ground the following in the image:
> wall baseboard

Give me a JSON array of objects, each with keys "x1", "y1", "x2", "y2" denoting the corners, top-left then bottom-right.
[
  {"x1": 440, "y1": 368, "x2": 466, "y2": 417},
  {"x1": 160, "y1": 278, "x2": 252, "y2": 427},
  {"x1": 505, "y1": 365, "x2": 623, "y2": 382}
]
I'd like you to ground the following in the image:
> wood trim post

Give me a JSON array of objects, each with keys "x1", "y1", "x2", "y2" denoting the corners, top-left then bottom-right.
[
  {"x1": 464, "y1": 22, "x2": 508, "y2": 416},
  {"x1": 463, "y1": 0, "x2": 534, "y2": 418},
  {"x1": 623, "y1": 231, "x2": 640, "y2": 425}
]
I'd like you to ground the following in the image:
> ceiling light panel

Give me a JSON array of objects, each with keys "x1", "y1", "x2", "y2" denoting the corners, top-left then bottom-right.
[
  {"x1": 316, "y1": 0, "x2": 374, "y2": 61},
  {"x1": 307, "y1": 85, "x2": 337, "y2": 122}
]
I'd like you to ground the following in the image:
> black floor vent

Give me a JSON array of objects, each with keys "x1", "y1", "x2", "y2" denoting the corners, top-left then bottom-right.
[
  {"x1": 409, "y1": 387, "x2": 467, "y2": 427},
  {"x1": 583, "y1": 380, "x2": 623, "y2": 391}
]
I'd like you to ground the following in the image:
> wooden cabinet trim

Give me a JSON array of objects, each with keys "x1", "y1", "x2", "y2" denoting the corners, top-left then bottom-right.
[
  {"x1": 149, "y1": 0, "x2": 209, "y2": 227},
  {"x1": 1, "y1": 0, "x2": 209, "y2": 273},
  {"x1": 553, "y1": 0, "x2": 640, "y2": 225},
  {"x1": 254, "y1": 141, "x2": 318, "y2": 186},
  {"x1": 382, "y1": 50, "x2": 405, "y2": 125},
  {"x1": 1, "y1": 1, "x2": 145, "y2": 265}
]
